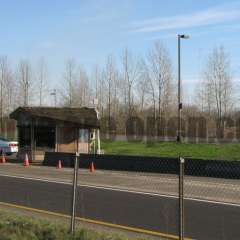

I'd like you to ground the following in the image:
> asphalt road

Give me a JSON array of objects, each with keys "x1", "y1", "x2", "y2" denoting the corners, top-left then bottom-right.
[
  {"x1": 0, "y1": 170, "x2": 240, "y2": 239},
  {"x1": 0, "y1": 163, "x2": 240, "y2": 204}
]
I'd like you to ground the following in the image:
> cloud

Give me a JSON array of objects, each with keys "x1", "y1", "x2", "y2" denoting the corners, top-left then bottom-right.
[{"x1": 130, "y1": 2, "x2": 240, "y2": 33}]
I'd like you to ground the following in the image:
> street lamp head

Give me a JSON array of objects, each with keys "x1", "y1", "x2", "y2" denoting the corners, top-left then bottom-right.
[{"x1": 178, "y1": 34, "x2": 190, "y2": 39}]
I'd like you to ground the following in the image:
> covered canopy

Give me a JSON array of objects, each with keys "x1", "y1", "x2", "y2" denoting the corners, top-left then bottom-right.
[{"x1": 10, "y1": 107, "x2": 100, "y2": 129}]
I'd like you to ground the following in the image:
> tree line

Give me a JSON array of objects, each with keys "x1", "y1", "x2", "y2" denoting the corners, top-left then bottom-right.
[{"x1": 0, "y1": 42, "x2": 237, "y2": 137}]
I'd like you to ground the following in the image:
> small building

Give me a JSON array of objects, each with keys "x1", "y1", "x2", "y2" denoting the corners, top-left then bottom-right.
[{"x1": 10, "y1": 107, "x2": 100, "y2": 162}]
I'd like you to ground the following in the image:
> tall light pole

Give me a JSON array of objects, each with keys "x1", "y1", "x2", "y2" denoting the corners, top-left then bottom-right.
[{"x1": 177, "y1": 34, "x2": 189, "y2": 143}]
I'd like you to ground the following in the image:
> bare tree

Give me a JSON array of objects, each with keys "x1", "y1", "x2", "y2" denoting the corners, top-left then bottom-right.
[
  {"x1": 195, "y1": 77, "x2": 214, "y2": 114},
  {"x1": 0, "y1": 56, "x2": 10, "y2": 132},
  {"x1": 138, "y1": 60, "x2": 155, "y2": 116},
  {"x1": 92, "y1": 65, "x2": 100, "y2": 99},
  {"x1": 147, "y1": 41, "x2": 173, "y2": 120},
  {"x1": 99, "y1": 69, "x2": 106, "y2": 115},
  {"x1": 203, "y1": 46, "x2": 233, "y2": 124},
  {"x1": 112, "y1": 69, "x2": 121, "y2": 118},
  {"x1": 104, "y1": 55, "x2": 115, "y2": 126},
  {"x1": 147, "y1": 73, "x2": 157, "y2": 119},
  {"x1": 0, "y1": 56, "x2": 8, "y2": 121},
  {"x1": 18, "y1": 59, "x2": 32, "y2": 106},
  {"x1": 36, "y1": 57, "x2": 48, "y2": 106},
  {"x1": 77, "y1": 66, "x2": 91, "y2": 107},
  {"x1": 4, "y1": 67, "x2": 16, "y2": 115},
  {"x1": 91, "y1": 64, "x2": 107, "y2": 114},
  {"x1": 202, "y1": 46, "x2": 234, "y2": 137},
  {"x1": 122, "y1": 48, "x2": 140, "y2": 117},
  {"x1": 62, "y1": 58, "x2": 76, "y2": 107}
]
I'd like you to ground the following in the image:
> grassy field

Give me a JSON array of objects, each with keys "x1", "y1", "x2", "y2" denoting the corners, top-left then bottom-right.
[
  {"x1": 0, "y1": 210, "x2": 152, "y2": 240},
  {"x1": 102, "y1": 140, "x2": 240, "y2": 160}
]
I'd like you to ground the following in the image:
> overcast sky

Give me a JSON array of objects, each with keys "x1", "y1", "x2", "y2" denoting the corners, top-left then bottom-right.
[{"x1": 0, "y1": 0, "x2": 240, "y2": 102}]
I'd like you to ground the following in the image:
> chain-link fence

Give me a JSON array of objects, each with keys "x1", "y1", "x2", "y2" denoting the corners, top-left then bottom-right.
[
  {"x1": 1, "y1": 154, "x2": 240, "y2": 239},
  {"x1": 73, "y1": 153, "x2": 181, "y2": 240},
  {"x1": 72, "y1": 154, "x2": 240, "y2": 240},
  {"x1": 183, "y1": 158, "x2": 240, "y2": 240}
]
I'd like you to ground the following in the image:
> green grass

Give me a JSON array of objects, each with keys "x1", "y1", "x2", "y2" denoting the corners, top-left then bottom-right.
[
  {"x1": 102, "y1": 140, "x2": 240, "y2": 160},
  {"x1": 0, "y1": 210, "x2": 152, "y2": 240}
]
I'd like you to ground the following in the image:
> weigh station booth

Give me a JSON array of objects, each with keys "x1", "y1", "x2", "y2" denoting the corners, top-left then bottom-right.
[{"x1": 10, "y1": 107, "x2": 100, "y2": 162}]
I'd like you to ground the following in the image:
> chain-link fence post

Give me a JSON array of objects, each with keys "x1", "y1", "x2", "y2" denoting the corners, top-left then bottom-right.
[
  {"x1": 179, "y1": 157, "x2": 185, "y2": 240},
  {"x1": 70, "y1": 152, "x2": 79, "y2": 234}
]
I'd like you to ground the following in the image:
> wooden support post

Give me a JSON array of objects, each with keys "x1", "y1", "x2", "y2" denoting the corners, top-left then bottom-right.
[
  {"x1": 30, "y1": 118, "x2": 35, "y2": 162},
  {"x1": 55, "y1": 125, "x2": 58, "y2": 152}
]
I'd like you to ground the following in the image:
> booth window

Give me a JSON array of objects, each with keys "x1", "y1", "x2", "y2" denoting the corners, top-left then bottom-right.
[{"x1": 79, "y1": 129, "x2": 89, "y2": 143}]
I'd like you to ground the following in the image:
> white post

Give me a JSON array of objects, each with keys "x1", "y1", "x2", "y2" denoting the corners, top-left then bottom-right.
[
  {"x1": 93, "y1": 101, "x2": 101, "y2": 155},
  {"x1": 97, "y1": 129, "x2": 101, "y2": 154}
]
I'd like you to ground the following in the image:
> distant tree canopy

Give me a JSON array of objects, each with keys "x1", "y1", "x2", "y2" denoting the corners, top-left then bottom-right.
[{"x1": 0, "y1": 43, "x2": 238, "y2": 137}]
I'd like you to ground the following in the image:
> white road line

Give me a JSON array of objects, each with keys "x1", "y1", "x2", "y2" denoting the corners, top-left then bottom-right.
[
  {"x1": 0, "y1": 173, "x2": 72, "y2": 185},
  {"x1": 2, "y1": 164, "x2": 240, "y2": 187},
  {"x1": 1, "y1": 173, "x2": 240, "y2": 207}
]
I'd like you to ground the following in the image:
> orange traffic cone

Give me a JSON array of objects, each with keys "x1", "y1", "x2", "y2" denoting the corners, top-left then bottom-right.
[
  {"x1": 23, "y1": 153, "x2": 29, "y2": 167},
  {"x1": 89, "y1": 162, "x2": 95, "y2": 172},
  {"x1": 57, "y1": 160, "x2": 62, "y2": 169},
  {"x1": 2, "y1": 153, "x2": 6, "y2": 163}
]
